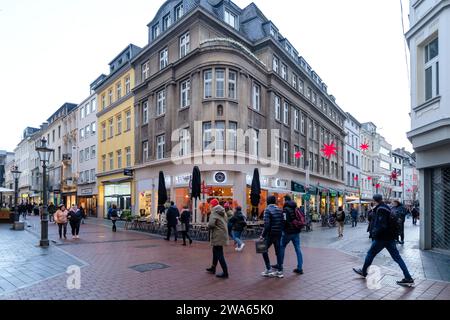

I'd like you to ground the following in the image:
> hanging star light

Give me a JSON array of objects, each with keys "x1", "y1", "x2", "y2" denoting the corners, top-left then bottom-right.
[
  {"x1": 367, "y1": 176, "x2": 372, "y2": 181},
  {"x1": 294, "y1": 151, "x2": 302, "y2": 159},
  {"x1": 391, "y1": 170, "x2": 399, "y2": 180},
  {"x1": 321, "y1": 141, "x2": 337, "y2": 159},
  {"x1": 375, "y1": 183, "x2": 381, "y2": 189},
  {"x1": 360, "y1": 143, "x2": 369, "y2": 151},
  {"x1": 400, "y1": 182, "x2": 404, "y2": 187},
  {"x1": 353, "y1": 175, "x2": 359, "y2": 181}
]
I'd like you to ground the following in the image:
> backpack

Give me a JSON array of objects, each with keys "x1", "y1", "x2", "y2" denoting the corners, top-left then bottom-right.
[
  {"x1": 336, "y1": 211, "x2": 343, "y2": 221},
  {"x1": 291, "y1": 207, "x2": 306, "y2": 231}
]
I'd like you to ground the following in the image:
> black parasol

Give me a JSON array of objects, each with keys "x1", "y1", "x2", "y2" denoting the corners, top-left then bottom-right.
[
  {"x1": 157, "y1": 171, "x2": 168, "y2": 213},
  {"x1": 250, "y1": 168, "x2": 261, "y2": 219}
]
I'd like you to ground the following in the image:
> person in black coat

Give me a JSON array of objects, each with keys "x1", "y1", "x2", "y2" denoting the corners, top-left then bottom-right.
[
  {"x1": 350, "y1": 205, "x2": 358, "y2": 227},
  {"x1": 392, "y1": 200, "x2": 407, "y2": 244},
  {"x1": 165, "y1": 201, "x2": 180, "y2": 242},
  {"x1": 229, "y1": 206, "x2": 247, "y2": 251},
  {"x1": 179, "y1": 206, "x2": 192, "y2": 246}
]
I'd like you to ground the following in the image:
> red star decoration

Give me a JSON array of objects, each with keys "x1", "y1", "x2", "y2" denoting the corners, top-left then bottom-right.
[
  {"x1": 367, "y1": 176, "x2": 372, "y2": 181},
  {"x1": 360, "y1": 143, "x2": 369, "y2": 151},
  {"x1": 353, "y1": 176, "x2": 359, "y2": 181},
  {"x1": 321, "y1": 142, "x2": 337, "y2": 159},
  {"x1": 400, "y1": 183, "x2": 404, "y2": 187},
  {"x1": 406, "y1": 188, "x2": 411, "y2": 192},
  {"x1": 375, "y1": 183, "x2": 381, "y2": 189},
  {"x1": 294, "y1": 151, "x2": 302, "y2": 159},
  {"x1": 391, "y1": 171, "x2": 399, "y2": 180}
]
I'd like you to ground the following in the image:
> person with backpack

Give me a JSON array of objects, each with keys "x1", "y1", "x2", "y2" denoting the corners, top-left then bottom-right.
[
  {"x1": 259, "y1": 195, "x2": 284, "y2": 278},
  {"x1": 229, "y1": 206, "x2": 247, "y2": 251},
  {"x1": 278, "y1": 196, "x2": 304, "y2": 275},
  {"x1": 350, "y1": 205, "x2": 358, "y2": 227},
  {"x1": 48, "y1": 202, "x2": 56, "y2": 223},
  {"x1": 336, "y1": 206, "x2": 346, "y2": 238},
  {"x1": 353, "y1": 194, "x2": 414, "y2": 286},
  {"x1": 107, "y1": 204, "x2": 119, "y2": 232},
  {"x1": 179, "y1": 205, "x2": 193, "y2": 246},
  {"x1": 67, "y1": 204, "x2": 83, "y2": 239}
]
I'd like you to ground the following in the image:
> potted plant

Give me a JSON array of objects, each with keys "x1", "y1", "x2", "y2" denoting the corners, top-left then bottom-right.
[{"x1": 121, "y1": 209, "x2": 132, "y2": 221}]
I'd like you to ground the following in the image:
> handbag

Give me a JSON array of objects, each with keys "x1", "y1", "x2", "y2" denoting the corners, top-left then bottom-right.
[
  {"x1": 255, "y1": 239, "x2": 268, "y2": 254},
  {"x1": 179, "y1": 223, "x2": 187, "y2": 232}
]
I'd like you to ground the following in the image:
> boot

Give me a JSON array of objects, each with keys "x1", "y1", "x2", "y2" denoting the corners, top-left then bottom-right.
[{"x1": 206, "y1": 267, "x2": 216, "y2": 274}]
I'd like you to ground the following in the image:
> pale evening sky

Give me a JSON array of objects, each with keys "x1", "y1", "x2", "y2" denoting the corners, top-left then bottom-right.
[{"x1": 0, "y1": 0, "x2": 412, "y2": 152}]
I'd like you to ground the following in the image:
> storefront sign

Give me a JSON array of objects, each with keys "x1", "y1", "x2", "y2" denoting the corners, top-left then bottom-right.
[
  {"x1": 272, "y1": 178, "x2": 288, "y2": 189},
  {"x1": 174, "y1": 174, "x2": 191, "y2": 185},
  {"x1": 291, "y1": 181, "x2": 306, "y2": 193},
  {"x1": 81, "y1": 188, "x2": 93, "y2": 195},
  {"x1": 124, "y1": 169, "x2": 134, "y2": 177},
  {"x1": 246, "y1": 174, "x2": 269, "y2": 187},
  {"x1": 213, "y1": 172, "x2": 227, "y2": 184}
]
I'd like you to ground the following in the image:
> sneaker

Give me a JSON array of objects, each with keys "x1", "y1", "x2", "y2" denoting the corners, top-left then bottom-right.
[
  {"x1": 216, "y1": 273, "x2": 229, "y2": 279},
  {"x1": 238, "y1": 243, "x2": 245, "y2": 251},
  {"x1": 293, "y1": 268, "x2": 304, "y2": 274},
  {"x1": 72, "y1": 236, "x2": 76, "y2": 239},
  {"x1": 206, "y1": 267, "x2": 216, "y2": 274},
  {"x1": 261, "y1": 269, "x2": 275, "y2": 277},
  {"x1": 273, "y1": 271, "x2": 284, "y2": 278},
  {"x1": 352, "y1": 268, "x2": 367, "y2": 278},
  {"x1": 397, "y1": 278, "x2": 414, "y2": 286}
]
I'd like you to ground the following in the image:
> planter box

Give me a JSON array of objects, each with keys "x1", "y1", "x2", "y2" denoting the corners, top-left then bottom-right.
[{"x1": 0, "y1": 210, "x2": 10, "y2": 221}]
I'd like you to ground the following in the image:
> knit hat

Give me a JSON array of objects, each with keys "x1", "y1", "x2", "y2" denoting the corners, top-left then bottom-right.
[{"x1": 210, "y1": 199, "x2": 219, "y2": 207}]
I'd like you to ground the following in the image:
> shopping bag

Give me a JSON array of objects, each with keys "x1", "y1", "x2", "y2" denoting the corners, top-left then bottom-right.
[{"x1": 255, "y1": 239, "x2": 268, "y2": 254}]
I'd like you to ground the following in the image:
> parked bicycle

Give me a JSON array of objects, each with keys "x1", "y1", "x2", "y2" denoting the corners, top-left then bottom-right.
[{"x1": 327, "y1": 213, "x2": 337, "y2": 228}]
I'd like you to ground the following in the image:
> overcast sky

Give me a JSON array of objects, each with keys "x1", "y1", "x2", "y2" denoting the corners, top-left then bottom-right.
[{"x1": 0, "y1": 0, "x2": 412, "y2": 152}]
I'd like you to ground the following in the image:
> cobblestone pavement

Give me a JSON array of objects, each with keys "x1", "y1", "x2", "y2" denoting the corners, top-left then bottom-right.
[{"x1": 1, "y1": 217, "x2": 449, "y2": 300}]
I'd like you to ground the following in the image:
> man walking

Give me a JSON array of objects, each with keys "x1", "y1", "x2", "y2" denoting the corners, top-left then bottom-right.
[
  {"x1": 392, "y1": 200, "x2": 407, "y2": 244},
  {"x1": 350, "y1": 205, "x2": 358, "y2": 227},
  {"x1": 260, "y1": 195, "x2": 284, "y2": 278},
  {"x1": 353, "y1": 194, "x2": 414, "y2": 286},
  {"x1": 278, "y1": 196, "x2": 304, "y2": 275},
  {"x1": 411, "y1": 206, "x2": 419, "y2": 225},
  {"x1": 165, "y1": 201, "x2": 180, "y2": 242}
]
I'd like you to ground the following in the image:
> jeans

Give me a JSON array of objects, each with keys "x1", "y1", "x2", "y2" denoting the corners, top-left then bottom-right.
[
  {"x1": 212, "y1": 246, "x2": 228, "y2": 274},
  {"x1": 166, "y1": 225, "x2": 177, "y2": 240},
  {"x1": 262, "y1": 235, "x2": 282, "y2": 271},
  {"x1": 352, "y1": 218, "x2": 357, "y2": 227},
  {"x1": 70, "y1": 221, "x2": 80, "y2": 236},
  {"x1": 362, "y1": 239, "x2": 412, "y2": 279},
  {"x1": 232, "y1": 230, "x2": 243, "y2": 247},
  {"x1": 279, "y1": 233, "x2": 303, "y2": 271},
  {"x1": 57, "y1": 223, "x2": 67, "y2": 238},
  {"x1": 112, "y1": 219, "x2": 117, "y2": 232}
]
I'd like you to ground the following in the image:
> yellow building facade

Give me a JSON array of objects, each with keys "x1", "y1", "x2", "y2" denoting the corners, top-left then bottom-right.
[{"x1": 95, "y1": 44, "x2": 141, "y2": 218}]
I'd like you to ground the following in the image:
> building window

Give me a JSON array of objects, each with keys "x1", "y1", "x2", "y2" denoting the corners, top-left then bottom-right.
[
  {"x1": 293, "y1": 145, "x2": 300, "y2": 167},
  {"x1": 102, "y1": 155, "x2": 106, "y2": 172},
  {"x1": 215, "y1": 121, "x2": 225, "y2": 151},
  {"x1": 91, "y1": 145, "x2": 96, "y2": 159},
  {"x1": 142, "y1": 101, "x2": 149, "y2": 124},
  {"x1": 228, "y1": 122, "x2": 237, "y2": 151},
  {"x1": 307, "y1": 87, "x2": 312, "y2": 100},
  {"x1": 204, "y1": 70, "x2": 212, "y2": 98},
  {"x1": 424, "y1": 38, "x2": 439, "y2": 101},
  {"x1": 180, "y1": 80, "x2": 191, "y2": 108},
  {"x1": 57, "y1": 146, "x2": 61, "y2": 161},
  {"x1": 300, "y1": 113, "x2": 305, "y2": 134},
  {"x1": 312, "y1": 92, "x2": 317, "y2": 105},
  {"x1": 85, "y1": 147, "x2": 90, "y2": 162},
  {"x1": 117, "y1": 115, "x2": 122, "y2": 134},
  {"x1": 108, "y1": 89, "x2": 113, "y2": 105},
  {"x1": 125, "y1": 76, "x2": 131, "y2": 94},
  {"x1": 109, "y1": 152, "x2": 114, "y2": 170},
  {"x1": 300, "y1": 148, "x2": 306, "y2": 169},
  {"x1": 152, "y1": 23, "x2": 160, "y2": 39},
  {"x1": 252, "y1": 83, "x2": 261, "y2": 111},
  {"x1": 160, "y1": 48, "x2": 168, "y2": 70},
  {"x1": 163, "y1": 13, "x2": 171, "y2": 31},
  {"x1": 217, "y1": 105, "x2": 224, "y2": 116},
  {"x1": 125, "y1": 147, "x2": 131, "y2": 167},
  {"x1": 203, "y1": 122, "x2": 212, "y2": 150},
  {"x1": 80, "y1": 150, "x2": 84, "y2": 164},
  {"x1": 101, "y1": 122, "x2": 106, "y2": 141},
  {"x1": 313, "y1": 122, "x2": 318, "y2": 141},
  {"x1": 292, "y1": 74, "x2": 298, "y2": 89},
  {"x1": 228, "y1": 70, "x2": 237, "y2": 99},
  {"x1": 216, "y1": 69, "x2": 225, "y2": 98},
  {"x1": 281, "y1": 63, "x2": 288, "y2": 80},
  {"x1": 157, "y1": 90, "x2": 166, "y2": 116},
  {"x1": 101, "y1": 95, "x2": 106, "y2": 109},
  {"x1": 224, "y1": 9, "x2": 237, "y2": 29},
  {"x1": 251, "y1": 129, "x2": 259, "y2": 156},
  {"x1": 298, "y1": 79, "x2": 304, "y2": 94},
  {"x1": 85, "y1": 125, "x2": 90, "y2": 137},
  {"x1": 52, "y1": 129, "x2": 55, "y2": 142},
  {"x1": 320, "y1": 127, "x2": 324, "y2": 142},
  {"x1": 156, "y1": 135, "x2": 165, "y2": 160},
  {"x1": 90, "y1": 169, "x2": 95, "y2": 182},
  {"x1": 179, "y1": 128, "x2": 190, "y2": 157},
  {"x1": 270, "y1": 25, "x2": 277, "y2": 37},
  {"x1": 274, "y1": 95, "x2": 281, "y2": 121},
  {"x1": 274, "y1": 138, "x2": 280, "y2": 163},
  {"x1": 180, "y1": 32, "x2": 190, "y2": 58},
  {"x1": 142, "y1": 141, "x2": 148, "y2": 162},
  {"x1": 294, "y1": 108, "x2": 299, "y2": 131},
  {"x1": 272, "y1": 56, "x2": 279, "y2": 73},
  {"x1": 116, "y1": 82, "x2": 122, "y2": 100},
  {"x1": 319, "y1": 98, "x2": 324, "y2": 110},
  {"x1": 175, "y1": 3, "x2": 184, "y2": 21},
  {"x1": 282, "y1": 141, "x2": 289, "y2": 164},
  {"x1": 58, "y1": 125, "x2": 61, "y2": 139},
  {"x1": 81, "y1": 107, "x2": 85, "y2": 119},
  {"x1": 117, "y1": 150, "x2": 122, "y2": 169},
  {"x1": 142, "y1": 61, "x2": 150, "y2": 80},
  {"x1": 283, "y1": 102, "x2": 289, "y2": 125},
  {"x1": 91, "y1": 122, "x2": 96, "y2": 135},
  {"x1": 108, "y1": 119, "x2": 113, "y2": 138},
  {"x1": 80, "y1": 128, "x2": 85, "y2": 141},
  {"x1": 126, "y1": 110, "x2": 131, "y2": 131}
]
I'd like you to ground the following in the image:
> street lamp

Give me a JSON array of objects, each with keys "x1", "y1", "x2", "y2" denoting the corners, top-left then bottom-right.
[
  {"x1": 36, "y1": 137, "x2": 54, "y2": 247},
  {"x1": 11, "y1": 166, "x2": 21, "y2": 224}
]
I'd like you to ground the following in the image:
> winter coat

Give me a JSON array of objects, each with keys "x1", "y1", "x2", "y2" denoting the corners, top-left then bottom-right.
[
  {"x1": 225, "y1": 209, "x2": 234, "y2": 221},
  {"x1": 411, "y1": 207, "x2": 419, "y2": 218},
  {"x1": 350, "y1": 209, "x2": 358, "y2": 219},
  {"x1": 229, "y1": 209, "x2": 247, "y2": 232},
  {"x1": 283, "y1": 200, "x2": 300, "y2": 235},
  {"x1": 108, "y1": 208, "x2": 119, "y2": 220},
  {"x1": 262, "y1": 204, "x2": 284, "y2": 238},
  {"x1": 67, "y1": 209, "x2": 83, "y2": 223},
  {"x1": 180, "y1": 209, "x2": 191, "y2": 231},
  {"x1": 166, "y1": 205, "x2": 180, "y2": 227},
  {"x1": 370, "y1": 202, "x2": 399, "y2": 241},
  {"x1": 54, "y1": 209, "x2": 68, "y2": 224},
  {"x1": 392, "y1": 205, "x2": 407, "y2": 223},
  {"x1": 208, "y1": 205, "x2": 229, "y2": 246},
  {"x1": 336, "y1": 210, "x2": 346, "y2": 222}
]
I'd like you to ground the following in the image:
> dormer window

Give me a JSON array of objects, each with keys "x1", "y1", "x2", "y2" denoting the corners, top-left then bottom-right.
[
  {"x1": 163, "y1": 14, "x2": 171, "y2": 31},
  {"x1": 152, "y1": 23, "x2": 161, "y2": 39},
  {"x1": 285, "y1": 43, "x2": 291, "y2": 53},
  {"x1": 175, "y1": 3, "x2": 184, "y2": 21},
  {"x1": 270, "y1": 26, "x2": 277, "y2": 37},
  {"x1": 224, "y1": 9, "x2": 237, "y2": 29}
]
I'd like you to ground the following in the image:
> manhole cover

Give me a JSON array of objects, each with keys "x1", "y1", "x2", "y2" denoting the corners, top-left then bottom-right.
[
  {"x1": 135, "y1": 245, "x2": 159, "y2": 249},
  {"x1": 129, "y1": 263, "x2": 169, "y2": 273}
]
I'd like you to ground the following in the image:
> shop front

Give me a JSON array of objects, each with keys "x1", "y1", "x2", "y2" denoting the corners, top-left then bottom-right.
[
  {"x1": 100, "y1": 180, "x2": 132, "y2": 218},
  {"x1": 78, "y1": 186, "x2": 98, "y2": 217},
  {"x1": 63, "y1": 193, "x2": 77, "y2": 208}
]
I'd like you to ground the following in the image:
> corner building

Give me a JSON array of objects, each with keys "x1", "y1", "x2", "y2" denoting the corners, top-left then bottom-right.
[{"x1": 132, "y1": 0, "x2": 347, "y2": 220}]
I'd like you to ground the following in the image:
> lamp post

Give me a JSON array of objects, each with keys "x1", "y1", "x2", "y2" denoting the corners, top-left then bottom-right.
[
  {"x1": 11, "y1": 166, "x2": 21, "y2": 224},
  {"x1": 36, "y1": 138, "x2": 54, "y2": 247}
]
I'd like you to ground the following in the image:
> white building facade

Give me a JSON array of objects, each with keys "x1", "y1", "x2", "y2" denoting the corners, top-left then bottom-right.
[
  {"x1": 344, "y1": 113, "x2": 361, "y2": 206},
  {"x1": 406, "y1": 0, "x2": 450, "y2": 251}
]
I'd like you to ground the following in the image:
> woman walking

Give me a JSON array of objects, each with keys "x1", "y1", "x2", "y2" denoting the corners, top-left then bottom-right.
[
  {"x1": 54, "y1": 204, "x2": 68, "y2": 239},
  {"x1": 67, "y1": 204, "x2": 83, "y2": 239},
  {"x1": 107, "y1": 204, "x2": 119, "y2": 232},
  {"x1": 180, "y1": 206, "x2": 193, "y2": 246},
  {"x1": 229, "y1": 206, "x2": 247, "y2": 251},
  {"x1": 206, "y1": 199, "x2": 229, "y2": 279},
  {"x1": 336, "y1": 206, "x2": 346, "y2": 238}
]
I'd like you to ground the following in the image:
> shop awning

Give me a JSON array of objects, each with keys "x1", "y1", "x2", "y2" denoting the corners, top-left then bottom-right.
[
  {"x1": 329, "y1": 188, "x2": 338, "y2": 197},
  {"x1": 291, "y1": 181, "x2": 305, "y2": 193},
  {"x1": 307, "y1": 185, "x2": 317, "y2": 195},
  {"x1": 317, "y1": 186, "x2": 328, "y2": 195}
]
